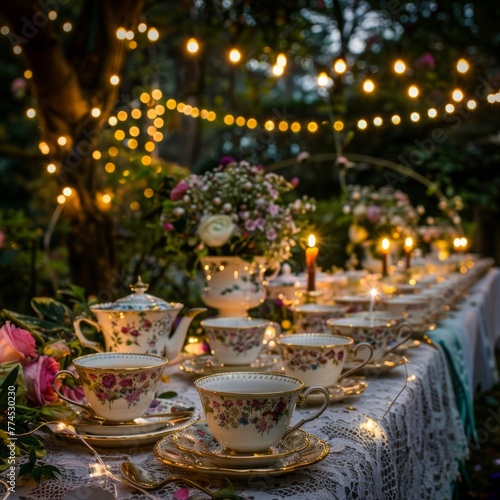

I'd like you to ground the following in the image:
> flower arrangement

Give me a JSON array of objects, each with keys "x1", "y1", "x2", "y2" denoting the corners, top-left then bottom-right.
[
  {"x1": 342, "y1": 185, "x2": 419, "y2": 250},
  {"x1": 161, "y1": 159, "x2": 316, "y2": 263},
  {"x1": 0, "y1": 295, "x2": 89, "y2": 481}
]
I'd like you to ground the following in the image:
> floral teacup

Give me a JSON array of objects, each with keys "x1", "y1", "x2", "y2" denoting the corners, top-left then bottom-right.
[
  {"x1": 326, "y1": 317, "x2": 409, "y2": 362},
  {"x1": 201, "y1": 317, "x2": 280, "y2": 365},
  {"x1": 291, "y1": 304, "x2": 347, "y2": 333},
  {"x1": 276, "y1": 333, "x2": 372, "y2": 387},
  {"x1": 53, "y1": 352, "x2": 168, "y2": 422},
  {"x1": 194, "y1": 372, "x2": 329, "y2": 453}
]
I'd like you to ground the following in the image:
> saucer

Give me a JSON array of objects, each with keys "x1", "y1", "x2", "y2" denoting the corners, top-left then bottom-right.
[
  {"x1": 303, "y1": 377, "x2": 368, "y2": 405},
  {"x1": 173, "y1": 421, "x2": 309, "y2": 468},
  {"x1": 154, "y1": 432, "x2": 329, "y2": 478},
  {"x1": 344, "y1": 352, "x2": 406, "y2": 375},
  {"x1": 179, "y1": 353, "x2": 281, "y2": 375},
  {"x1": 55, "y1": 399, "x2": 200, "y2": 448}
]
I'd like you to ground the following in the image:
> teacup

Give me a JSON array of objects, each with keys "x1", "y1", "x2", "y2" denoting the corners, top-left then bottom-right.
[
  {"x1": 53, "y1": 352, "x2": 168, "y2": 422},
  {"x1": 276, "y1": 333, "x2": 373, "y2": 387},
  {"x1": 292, "y1": 303, "x2": 347, "y2": 333},
  {"x1": 326, "y1": 317, "x2": 410, "y2": 362},
  {"x1": 333, "y1": 295, "x2": 373, "y2": 313},
  {"x1": 194, "y1": 372, "x2": 329, "y2": 453},
  {"x1": 201, "y1": 317, "x2": 280, "y2": 365}
]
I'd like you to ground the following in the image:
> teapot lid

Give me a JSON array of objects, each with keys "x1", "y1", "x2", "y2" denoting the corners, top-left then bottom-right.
[{"x1": 110, "y1": 277, "x2": 174, "y2": 311}]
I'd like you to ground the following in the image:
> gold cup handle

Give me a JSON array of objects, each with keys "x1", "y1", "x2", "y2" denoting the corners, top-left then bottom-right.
[
  {"x1": 385, "y1": 322, "x2": 413, "y2": 355},
  {"x1": 282, "y1": 385, "x2": 330, "y2": 439},
  {"x1": 53, "y1": 370, "x2": 90, "y2": 411},
  {"x1": 339, "y1": 342, "x2": 374, "y2": 380},
  {"x1": 73, "y1": 316, "x2": 103, "y2": 352}
]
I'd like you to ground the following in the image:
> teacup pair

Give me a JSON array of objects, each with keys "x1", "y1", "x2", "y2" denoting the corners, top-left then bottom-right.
[
  {"x1": 276, "y1": 333, "x2": 372, "y2": 387},
  {"x1": 195, "y1": 372, "x2": 329, "y2": 453},
  {"x1": 53, "y1": 352, "x2": 167, "y2": 422},
  {"x1": 291, "y1": 304, "x2": 346, "y2": 333},
  {"x1": 201, "y1": 317, "x2": 280, "y2": 365}
]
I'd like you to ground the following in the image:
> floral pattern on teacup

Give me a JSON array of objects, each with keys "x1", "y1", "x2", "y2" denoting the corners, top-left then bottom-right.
[
  {"x1": 81, "y1": 368, "x2": 160, "y2": 409},
  {"x1": 208, "y1": 327, "x2": 263, "y2": 354},
  {"x1": 331, "y1": 326, "x2": 387, "y2": 352},
  {"x1": 199, "y1": 392, "x2": 292, "y2": 435},
  {"x1": 282, "y1": 346, "x2": 344, "y2": 372}
]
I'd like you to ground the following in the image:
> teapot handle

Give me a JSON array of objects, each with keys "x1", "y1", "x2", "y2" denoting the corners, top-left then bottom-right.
[{"x1": 73, "y1": 316, "x2": 103, "y2": 352}]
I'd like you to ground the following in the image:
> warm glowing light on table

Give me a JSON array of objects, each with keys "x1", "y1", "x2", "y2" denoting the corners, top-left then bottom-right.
[
  {"x1": 306, "y1": 234, "x2": 319, "y2": 292},
  {"x1": 404, "y1": 237, "x2": 414, "y2": 270},
  {"x1": 381, "y1": 238, "x2": 390, "y2": 277}
]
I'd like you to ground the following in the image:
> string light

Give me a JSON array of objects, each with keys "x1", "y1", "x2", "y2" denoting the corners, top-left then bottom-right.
[
  {"x1": 62, "y1": 187, "x2": 72, "y2": 197},
  {"x1": 186, "y1": 38, "x2": 199, "y2": 53},
  {"x1": 151, "y1": 89, "x2": 162, "y2": 100},
  {"x1": 24, "y1": 70, "x2": 32, "y2": 79},
  {"x1": 272, "y1": 65, "x2": 284, "y2": 77},
  {"x1": 0, "y1": 26, "x2": 10, "y2": 35},
  {"x1": 102, "y1": 194, "x2": 112, "y2": 204},
  {"x1": 487, "y1": 94, "x2": 496, "y2": 104},
  {"x1": 57, "y1": 195, "x2": 66, "y2": 204},
  {"x1": 116, "y1": 27, "x2": 127, "y2": 40},
  {"x1": 357, "y1": 119, "x2": 368, "y2": 129},
  {"x1": 408, "y1": 85, "x2": 419, "y2": 98},
  {"x1": 333, "y1": 120, "x2": 344, "y2": 131},
  {"x1": 363, "y1": 79, "x2": 375, "y2": 93},
  {"x1": 46, "y1": 163, "x2": 56, "y2": 173},
  {"x1": 117, "y1": 110, "x2": 128, "y2": 121},
  {"x1": 373, "y1": 116, "x2": 383, "y2": 126},
  {"x1": 410, "y1": 112, "x2": 420, "y2": 122},
  {"x1": 229, "y1": 48, "x2": 242, "y2": 63},
  {"x1": 391, "y1": 115, "x2": 401, "y2": 125},
  {"x1": 394, "y1": 59, "x2": 406, "y2": 74},
  {"x1": 456, "y1": 58, "x2": 470, "y2": 73},
  {"x1": 147, "y1": 28, "x2": 159, "y2": 42},
  {"x1": 291, "y1": 122, "x2": 301, "y2": 133},
  {"x1": 452, "y1": 89, "x2": 464, "y2": 102},
  {"x1": 92, "y1": 151, "x2": 102, "y2": 160},
  {"x1": 62, "y1": 22, "x2": 72, "y2": 32},
  {"x1": 126, "y1": 30, "x2": 134, "y2": 40},
  {"x1": 57, "y1": 136, "x2": 67, "y2": 146},
  {"x1": 104, "y1": 162, "x2": 115, "y2": 173},
  {"x1": 137, "y1": 23, "x2": 147, "y2": 33},
  {"x1": 466, "y1": 99, "x2": 477, "y2": 110},
  {"x1": 26, "y1": 108, "x2": 36, "y2": 118},
  {"x1": 48, "y1": 11, "x2": 57, "y2": 20},
  {"x1": 276, "y1": 53, "x2": 287, "y2": 67},
  {"x1": 39, "y1": 142, "x2": 50, "y2": 154},
  {"x1": 91, "y1": 107, "x2": 101, "y2": 117},
  {"x1": 110, "y1": 75, "x2": 120, "y2": 85},
  {"x1": 108, "y1": 116, "x2": 117, "y2": 126},
  {"x1": 307, "y1": 122, "x2": 318, "y2": 132},
  {"x1": 445, "y1": 103, "x2": 455, "y2": 113},
  {"x1": 333, "y1": 58, "x2": 347, "y2": 74},
  {"x1": 13, "y1": 46, "x2": 22, "y2": 55},
  {"x1": 317, "y1": 72, "x2": 330, "y2": 87}
]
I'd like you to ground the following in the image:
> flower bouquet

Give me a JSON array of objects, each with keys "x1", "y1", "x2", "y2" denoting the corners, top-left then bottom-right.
[
  {"x1": 161, "y1": 159, "x2": 316, "y2": 264},
  {"x1": 342, "y1": 185, "x2": 419, "y2": 264}
]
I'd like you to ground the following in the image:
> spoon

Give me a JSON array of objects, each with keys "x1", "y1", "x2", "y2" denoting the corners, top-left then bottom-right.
[
  {"x1": 120, "y1": 461, "x2": 215, "y2": 497},
  {"x1": 78, "y1": 410, "x2": 193, "y2": 426}
]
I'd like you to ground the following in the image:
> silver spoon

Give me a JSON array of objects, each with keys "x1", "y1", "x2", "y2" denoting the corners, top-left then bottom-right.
[
  {"x1": 120, "y1": 461, "x2": 215, "y2": 497},
  {"x1": 79, "y1": 410, "x2": 193, "y2": 425}
]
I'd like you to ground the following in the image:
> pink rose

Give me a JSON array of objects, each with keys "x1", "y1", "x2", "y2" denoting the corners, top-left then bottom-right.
[
  {"x1": 54, "y1": 365, "x2": 85, "y2": 404},
  {"x1": 0, "y1": 321, "x2": 37, "y2": 364},
  {"x1": 170, "y1": 180, "x2": 189, "y2": 201},
  {"x1": 24, "y1": 355, "x2": 60, "y2": 406}
]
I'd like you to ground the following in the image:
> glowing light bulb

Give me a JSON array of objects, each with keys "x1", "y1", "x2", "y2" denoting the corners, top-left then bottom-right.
[
  {"x1": 147, "y1": 28, "x2": 159, "y2": 42},
  {"x1": 116, "y1": 27, "x2": 127, "y2": 40},
  {"x1": 46, "y1": 163, "x2": 56, "y2": 173},
  {"x1": 110, "y1": 75, "x2": 120, "y2": 85},
  {"x1": 373, "y1": 116, "x2": 383, "y2": 126},
  {"x1": 186, "y1": 37, "x2": 199, "y2": 53},
  {"x1": 63, "y1": 187, "x2": 72, "y2": 197},
  {"x1": 408, "y1": 85, "x2": 419, "y2": 98},
  {"x1": 229, "y1": 48, "x2": 241, "y2": 63},
  {"x1": 276, "y1": 53, "x2": 287, "y2": 67},
  {"x1": 452, "y1": 89, "x2": 464, "y2": 102},
  {"x1": 394, "y1": 59, "x2": 406, "y2": 74},
  {"x1": 391, "y1": 115, "x2": 401, "y2": 125},
  {"x1": 333, "y1": 58, "x2": 347, "y2": 74},
  {"x1": 91, "y1": 107, "x2": 101, "y2": 118},
  {"x1": 272, "y1": 65, "x2": 284, "y2": 76},
  {"x1": 26, "y1": 108, "x2": 36, "y2": 118},
  {"x1": 410, "y1": 112, "x2": 420, "y2": 122},
  {"x1": 57, "y1": 136, "x2": 67, "y2": 146},
  {"x1": 357, "y1": 119, "x2": 367, "y2": 129},
  {"x1": 363, "y1": 79, "x2": 375, "y2": 93},
  {"x1": 428, "y1": 108, "x2": 437, "y2": 118},
  {"x1": 456, "y1": 58, "x2": 469, "y2": 73},
  {"x1": 317, "y1": 72, "x2": 330, "y2": 87}
]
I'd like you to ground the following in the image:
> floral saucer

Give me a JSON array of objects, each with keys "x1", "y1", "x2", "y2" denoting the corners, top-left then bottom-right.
[
  {"x1": 179, "y1": 353, "x2": 281, "y2": 375},
  {"x1": 173, "y1": 421, "x2": 309, "y2": 468},
  {"x1": 55, "y1": 399, "x2": 200, "y2": 447},
  {"x1": 154, "y1": 432, "x2": 330, "y2": 478},
  {"x1": 303, "y1": 377, "x2": 368, "y2": 405},
  {"x1": 344, "y1": 352, "x2": 406, "y2": 376}
]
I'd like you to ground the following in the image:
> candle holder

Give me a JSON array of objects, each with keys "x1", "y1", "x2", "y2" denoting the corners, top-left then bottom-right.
[{"x1": 304, "y1": 290, "x2": 323, "y2": 304}]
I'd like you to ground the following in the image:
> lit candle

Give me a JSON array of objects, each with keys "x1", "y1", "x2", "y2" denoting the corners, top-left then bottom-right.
[
  {"x1": 369, "y1": 287, "x2": 378, "y2": 322},
  {"x1": 306, "y1": 234, "x2": 319, "y2": 292},
  {"x1": 381, "y1": 238, "x2": 390, "y2": 277},
  {"x1": 404, "y1": 236, "x2": 414, "y2": 270}
]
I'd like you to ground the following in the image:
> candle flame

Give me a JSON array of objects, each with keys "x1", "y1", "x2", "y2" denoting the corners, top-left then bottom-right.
[
  {"x1": 369, "y1": 287, "x2": 379, "y2": 298},
  {"x1": 453, "y1": 237, "x2": 461, "y2": 248},
  {"x1": 404, "y1": 237, "x2": 413, "y2": 249},
  {"x1": 460, "y1": 237, "x2": 467, "y2": 247},
  {"x1": 381, "y1": 238, "x2": 390, "y2": 251},
  {"x1": 308, "y1": 234, "x2": 316, "y2": 247}
]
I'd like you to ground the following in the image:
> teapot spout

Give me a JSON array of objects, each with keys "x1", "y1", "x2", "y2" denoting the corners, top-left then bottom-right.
[{"x1": 166, "y1": 308, "x2": 207, "y2": 362}]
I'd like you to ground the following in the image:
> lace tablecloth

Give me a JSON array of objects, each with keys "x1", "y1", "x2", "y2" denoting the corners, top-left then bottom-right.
[{"x1": 8, "y1": 342, "x2": 467, "y2": 500}]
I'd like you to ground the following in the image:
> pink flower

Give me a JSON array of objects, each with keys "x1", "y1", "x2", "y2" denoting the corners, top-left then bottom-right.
[
  {"x1": 24, "y1": 355, "x2": 60, "y2": 406},
  {"x1": 268, "y1": 204, "x2": 280, "y2": 216},
  {"x1": 366, "y1": 205, "x2": 382, "y2": 223},
  {"x1": 0, "y1": 230, "x2": 4, "y2": 247},
  {"x1": 414, "y1": 52, "x2": 435, "y2": 70},
  {"x1": 290, "y1": 177, "x2": 299, "y2": 187},
  {"x1": 0, "y1": 321, "x2": 37, "y2": 365},
  {"x1": 266, "y1": 228, "x2": 277, "y2": 241},
  {"x1": 245, "y1": 219, "x2": 257, "y2": 231},
  {"x1": 174, "y1": 488, "x2": 190, "y2": 500},
  {"x1": 163, "y1": 222, "x2": 174, "y2": 231},
  {"x1": 170, "y1": 179, "x2": 189, "y2": 201},
  {"x1": 220, "y1": 156, "x2": 236, "y2": 168}
]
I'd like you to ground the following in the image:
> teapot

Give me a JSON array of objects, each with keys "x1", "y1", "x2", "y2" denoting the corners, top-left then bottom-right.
[{"x1": 73, "y1": 277, "x2": 206, "y2": 360}]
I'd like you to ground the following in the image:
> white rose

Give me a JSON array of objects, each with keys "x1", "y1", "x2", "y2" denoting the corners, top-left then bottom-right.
[{"x1": 196, "y1": 215, "x2": 236, "y2": 247}]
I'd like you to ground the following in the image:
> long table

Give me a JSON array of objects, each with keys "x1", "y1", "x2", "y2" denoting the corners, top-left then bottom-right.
[{"x1": 5, "y1": 266, "x2": 499, "y2": 500}]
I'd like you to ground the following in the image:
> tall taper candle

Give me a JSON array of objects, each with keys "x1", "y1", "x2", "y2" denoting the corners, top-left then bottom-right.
[
  {"x1": 381, "y1": 238, "x2": 390, "y2": 277},
  {"x1": 306, "y1": 234, "x2": 319, "y2": 292}
]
